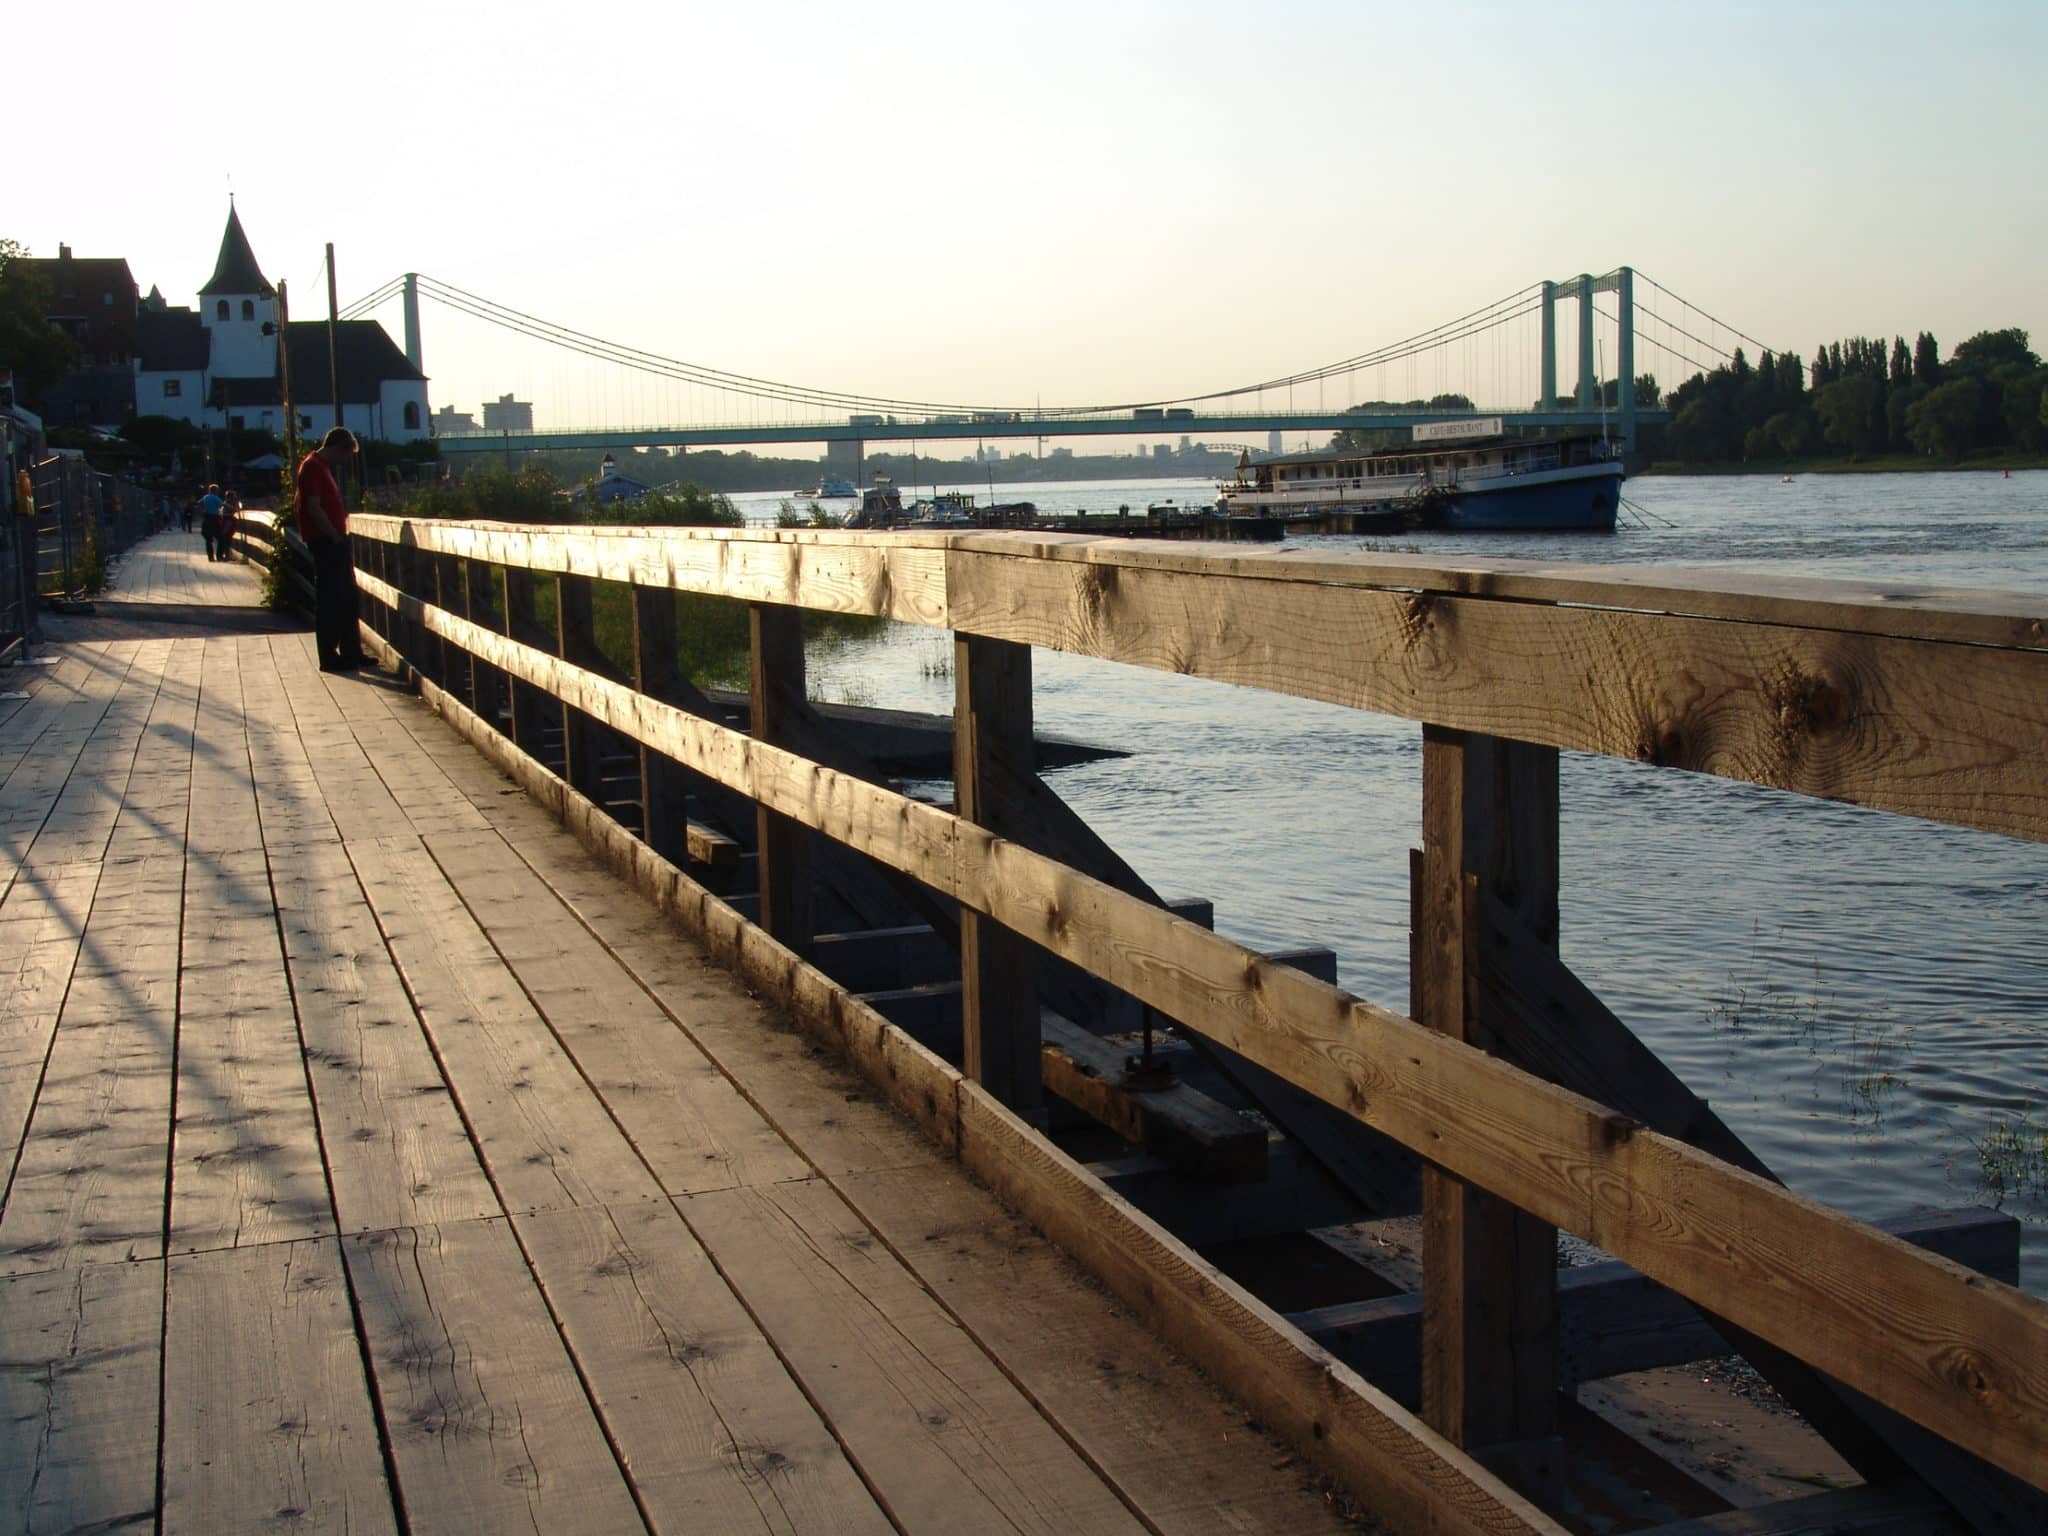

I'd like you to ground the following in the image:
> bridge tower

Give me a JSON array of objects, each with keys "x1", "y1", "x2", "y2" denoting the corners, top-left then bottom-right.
[
  {"x1": 1539, "y1": 267, "x2": 1636, "y2": 450},
  {"x1": 402, "y1": 273, "x2": 423, "y2": 373}
]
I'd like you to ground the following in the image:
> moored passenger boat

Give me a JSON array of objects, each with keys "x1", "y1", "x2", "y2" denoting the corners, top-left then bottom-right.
[{"x1": 1219, "y1": 424, "x2": 1622, "y2": 532}]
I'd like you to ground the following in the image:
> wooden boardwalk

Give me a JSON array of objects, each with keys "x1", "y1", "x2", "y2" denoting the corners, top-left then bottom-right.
[{"x1": 0, "y1": 535, "x2": 1356, "y2": 1534}]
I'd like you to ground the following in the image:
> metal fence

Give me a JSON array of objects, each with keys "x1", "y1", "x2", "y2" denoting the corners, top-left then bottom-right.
[{"x1": 30, "y1": 456, "x2": 164, "y2": 604}]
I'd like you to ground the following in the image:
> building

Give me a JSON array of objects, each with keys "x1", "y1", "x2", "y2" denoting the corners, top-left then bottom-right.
[
  {"x1": 431, "y1": 404, "x2": 479, "y2": 436},
  {"x1": 130, "y1": 205, "x2": 431, "y2": 443},
  {"x1": 22, "y1": 247, "x2": 141, "y2": 426},
  {"x1": 481, "y1": 393, "x2": 533, "y2": 432}
]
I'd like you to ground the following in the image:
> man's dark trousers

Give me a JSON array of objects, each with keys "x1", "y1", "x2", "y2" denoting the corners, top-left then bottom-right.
[{"x1": 312, "y1": 538, "x2": 364, "y2": 665}]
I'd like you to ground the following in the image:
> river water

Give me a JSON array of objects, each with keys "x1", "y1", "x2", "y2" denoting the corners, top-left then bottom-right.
[{"x1": 732, "y1": 472, "x2": 2048, "y2": 1293}]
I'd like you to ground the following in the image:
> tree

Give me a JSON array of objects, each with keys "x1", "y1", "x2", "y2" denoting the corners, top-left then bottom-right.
[
  {"x1": 1813, "y1": 375, "x2": 1884, "y2": 457},
  {"x1": 1889, "y1": 337, "x2": 1911, "y2": 387},
  {"x1": 1905, "y1": 378, "x2": 1982, "y2": 462},
  {"x1": 1950, "y1": 327, "x2": 2036, "y2": 376},
  {"x1": 1762, "y1": 410, "x2": 1813, "y2": 456},
  {"x1": 1913, "y1": 331, "x2": 1941, "y2": 386},
  {"x1": 0, "y1": 238, "x2": 78, "y2": 404},
  {"x1": 1885, "y1": 382, "x2": 1925, "y2": 451}
]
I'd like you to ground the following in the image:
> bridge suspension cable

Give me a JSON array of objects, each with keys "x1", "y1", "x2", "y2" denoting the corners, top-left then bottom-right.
[{"x1": 336, "y1": 266, "x2": 1762, "y2": 427}]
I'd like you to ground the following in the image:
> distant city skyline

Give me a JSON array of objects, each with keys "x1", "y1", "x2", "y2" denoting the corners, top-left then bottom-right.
[{"x1": 16, "y1": 1, "x2": 2044, "y2": 440}]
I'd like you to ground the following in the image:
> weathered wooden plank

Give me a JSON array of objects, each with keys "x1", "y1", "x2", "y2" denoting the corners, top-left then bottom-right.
[
  {"x1": 953, "y1": 633, "x2": 1043, "y2": 1116},
  {"x1": 345, "y1": 831, "x2": 661, "y2": 1215},
  {"x1": 0, "y1": 849, "x2": 182, "y2": 1272},
  {"x1": 833, "y1": 1163, "x2": 1363, "y2": 1535},
  {"x1": 1293, "y1": 1208, "x2": 2023, "y2": 1402},
  {"x1": 0, "y1": 862, "x2": 102, "y2": 1180},
  {"x1": 352, "y1": 514, "x2": 951, "y2": 626},
  {"x1": 942, "y1": 547, "x2": 2048, "y2": 844},
  {"x1": 942, "y1": 529, "x2": 2048, "y2": 651},
  {"x1": 1417, "y1": 730, "x2": 1559, "y2": 1450},
  {"x1": 1634, "y1": 1483, "x2": 1960, "y2": 1536},
  {"x1": 681, "y1": 1176, "x2": 1147, "y2": 1534},
  {"x1": 1039, "y1": 1008, "x2": 1267, "y2": 1177},
  {"x1": 518, "y1": 1199, "x2": 891, "y2": 1534},
  {"x1": 954, "y1": 1082, "x2": 1564, "y2": 1536},
  {"x1": 263, "y1": 835, "x2": 501, "y2": 1234},
  {"x1": 162, "y1": 1237, "x2": 395, "y2": 1533},
  {"x1": 344, "y1": 1216, "x2": 645, "y2": 1534},
  {"x1": 345, "y1": 594, "x2": 2048, "y2": 1484},
  {"x1": 171, "y1": 850, "x2": 336, "y2": 1253},
  {"x1": 556, "y1": 571, "x2": 610, "y2": 804},
  {"x1": 0, "y1": 1258, "x2": 162, "y2": 1532},
  {"x1": 750, "y1": 602, "x2": 813, "y2": 955},
  {"x1": 421, "y1": 826, "x2": 812, "y2": 1195},
  {"x1": 359, "y1": 517, "x2": 2048, "y2": 652},
  {"x1": 8, "y1": 643, "x2": 161, "y2": 874}
]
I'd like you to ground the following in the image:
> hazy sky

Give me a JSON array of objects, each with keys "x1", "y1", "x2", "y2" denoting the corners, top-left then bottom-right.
[{"x1": 17, "y1": 0, "x2": 2046, "y2": 432}]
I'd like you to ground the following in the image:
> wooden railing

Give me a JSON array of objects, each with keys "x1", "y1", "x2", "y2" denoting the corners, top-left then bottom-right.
[{"x1": 346, "y1": 515, "x2": 2048, "y2": 1534}]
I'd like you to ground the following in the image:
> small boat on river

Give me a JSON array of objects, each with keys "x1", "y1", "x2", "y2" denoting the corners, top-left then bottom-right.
[
  {"x1": 1218, "y1": 428, "x2": 1622, "y2": 532},
  {"x1": 802, "y1": 475, "x2": 857, "y2": 499}
]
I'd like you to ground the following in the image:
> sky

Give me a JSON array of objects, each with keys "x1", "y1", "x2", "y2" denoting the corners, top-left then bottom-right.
[{"x1": 16, "y1": 0, "x2": 2047, "y2": 436}]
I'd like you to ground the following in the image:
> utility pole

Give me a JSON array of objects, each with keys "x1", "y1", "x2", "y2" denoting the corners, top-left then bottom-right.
[
  {"x1": 277, "y1": 280, "x2": 297, "y2": 484},
  {"x1": 325, "y1": 243, "x2": 345, "y2": 505}
]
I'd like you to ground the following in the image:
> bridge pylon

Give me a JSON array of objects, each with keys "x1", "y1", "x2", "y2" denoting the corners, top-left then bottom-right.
[{"x1": 1539, "y1": 267, "x2": 1636, "y2": 449}]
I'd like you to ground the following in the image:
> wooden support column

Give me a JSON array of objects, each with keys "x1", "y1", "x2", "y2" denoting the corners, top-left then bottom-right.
[
  {"x1": 364, "y1": 536, "x2": 392, "y2": 643},
  {"x1": 555, "y1": 573, "x2": 609, "y2": 806},
  {"x1": 462, "y1": 559, "x2": 503, "y2": 727},
  {"x1": 432, "y1": 552, "x2": 468, "y2": 696},
  {"x1": 392, "y1": 535, "x2": 431, "y2": 674},
  {"x1": 749, "y1": 603, "x2": 812, "y2": 955},
  {"x1": 953, "y1": 634, "x2": 1043, "y2": 1119},
  {"x1": 631, "y1": 584, "x2": 694, "y2": 868},
  {"x1": 1417, "y1": 725, "x2": 1560, "y2": 1458},
  {"x1": 500, "y1": 566, "x2": 553, "y2": 763}
]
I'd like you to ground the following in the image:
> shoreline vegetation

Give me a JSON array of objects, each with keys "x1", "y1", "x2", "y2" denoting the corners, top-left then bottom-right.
[{"x1": 1645, "y1": 449, "x2": 2048, "y2": 477}]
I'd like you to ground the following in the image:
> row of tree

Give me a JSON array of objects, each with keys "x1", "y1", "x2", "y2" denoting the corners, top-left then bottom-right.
[{"x1": 1659, "y1": 327, "x2": 2047, "y2": 464}]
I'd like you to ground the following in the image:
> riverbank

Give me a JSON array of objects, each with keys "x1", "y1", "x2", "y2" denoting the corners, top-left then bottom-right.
[{"x1": 1643, "y1": 450, "x2": 2048, "y2": 476}]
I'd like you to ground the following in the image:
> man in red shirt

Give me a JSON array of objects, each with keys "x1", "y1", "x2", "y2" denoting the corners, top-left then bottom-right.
[{"x1": 295, "y1": 427, "x2": 368, "y2": 672}]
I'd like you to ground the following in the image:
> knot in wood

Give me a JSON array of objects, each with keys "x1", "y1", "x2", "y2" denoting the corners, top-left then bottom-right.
[
  {"x1": 1635, "y1": 718, "x2": 1684, "y2": 766},
  {"x1": 1767, "y1": 660, "x2": 1849, "y2": 738},
  {"x1": 1400, "y1": 592, "x2": 1435, "y2": 647},
  {"x1": 1599, "y1": 1112, "x2": 1641, "y2": 1146},
  {"x1": 1080, "y1": 563, "x2": 1118, "y2": 624}
]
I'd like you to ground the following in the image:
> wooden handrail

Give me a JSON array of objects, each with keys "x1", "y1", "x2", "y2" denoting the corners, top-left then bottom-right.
[{"x1": 350, "y1": 517, "x2": 2048, "y2": 844}]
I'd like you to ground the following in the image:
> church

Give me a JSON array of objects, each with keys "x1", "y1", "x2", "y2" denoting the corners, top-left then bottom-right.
[{"x1": 133, "y1": 205, "x2": 431, "y2": 443}]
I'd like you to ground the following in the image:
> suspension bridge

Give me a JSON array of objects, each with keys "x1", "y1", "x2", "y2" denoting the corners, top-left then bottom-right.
[{"x1": 337, "y1": 266, "x2": 1774, "y2": 458}]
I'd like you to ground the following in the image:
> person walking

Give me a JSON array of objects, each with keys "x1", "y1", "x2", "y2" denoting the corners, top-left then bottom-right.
[
  {"x1": 296, "y1": 428, "x2": 367, "y2": 673},
  {"x1": 198, "y1": 483, "x2": 224, "y2": 560},
  {"x1": 218, "y1": 488, "x2": 240, "y2": 562}
]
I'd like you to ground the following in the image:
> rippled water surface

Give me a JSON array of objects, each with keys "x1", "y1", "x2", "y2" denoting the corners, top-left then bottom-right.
[{"x1": 744, "y1": 471, "x2": 2048, "y2": 1291}]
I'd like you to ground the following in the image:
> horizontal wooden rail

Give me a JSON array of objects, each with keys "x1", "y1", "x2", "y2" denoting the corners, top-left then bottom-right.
[
  {"x1": 352, "y1": 517, "x2": 2048, "y2": 844},
  {"x1": 354, "y1": 555, "x2": 2048, "y2": 1488}
]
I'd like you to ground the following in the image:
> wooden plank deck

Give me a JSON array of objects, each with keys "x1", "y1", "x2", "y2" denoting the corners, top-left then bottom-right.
[{"x1": 0, "y1": 537, "x2": 1360, "y2": 1533}]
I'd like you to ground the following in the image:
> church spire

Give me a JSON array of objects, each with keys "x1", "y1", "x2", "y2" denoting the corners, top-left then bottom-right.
[{"x1": 199, "y1": 203, "x2": 274, "y2": 297}]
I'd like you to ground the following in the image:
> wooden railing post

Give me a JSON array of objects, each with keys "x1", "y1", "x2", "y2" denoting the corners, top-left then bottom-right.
[
  {"x1": 749, "y1": 602, "x2": 812, "y2": 955},
  {"x1": 1416, "y1": 726, "x2": 1560, "y2": 1461},
  {"x1": 463, "y1": 559, "x2": 504, "y2": 729},
  {"x1": 432, "y1": 552, "x2": 468, "y2": 698},
  {"x1": 501, "y1": 566, "x2": 553, "y2": 764},
  {"x1": 631, "y1": 585, "x2": 694, "y2": 868},
  {"x1": 391, "y1": 533, "x2": 426, "y2": 673},
  {"x1": 954, "y1": 634, "x2": 1043, "y2": 1118},
  {"x1": 555, "y1": 573, "x2": 608, "y2": 805}
]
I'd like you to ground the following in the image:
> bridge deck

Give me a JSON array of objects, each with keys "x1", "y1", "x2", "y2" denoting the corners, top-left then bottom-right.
[{"x1": 0, "y1": 534, "x2": 1353, "y2": 1534}]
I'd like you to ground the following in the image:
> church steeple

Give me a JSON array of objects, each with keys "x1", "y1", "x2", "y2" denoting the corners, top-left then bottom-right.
[{"x1": 199, "y1": 202, "x2": 274, "y2": 298}]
